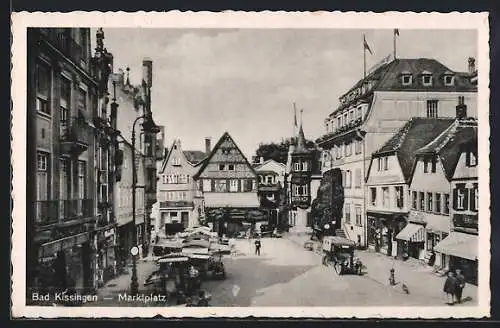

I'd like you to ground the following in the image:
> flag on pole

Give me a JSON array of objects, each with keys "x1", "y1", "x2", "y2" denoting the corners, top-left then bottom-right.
[
  {"x1": 394, "y1": 28, "x2": 400, "y2": 36},
  {"x1": 363, "y1": 35, "x2": 373, "y2": 55},
  {"x1": 293, "y1": 103, "x2": 298, "y2": 128}
]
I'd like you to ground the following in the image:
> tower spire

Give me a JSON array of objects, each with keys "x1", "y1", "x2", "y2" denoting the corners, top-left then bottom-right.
[{"x1": 126, "y1": 66, "x2": 131, "y2": 86}]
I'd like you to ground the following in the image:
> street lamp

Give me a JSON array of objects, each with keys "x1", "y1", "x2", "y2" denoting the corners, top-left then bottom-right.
[{"x1": 130, "y1": 113, "x2": 159, "y2": 295}]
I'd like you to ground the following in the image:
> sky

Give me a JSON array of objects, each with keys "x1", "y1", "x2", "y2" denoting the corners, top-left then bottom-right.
[{"x1": 94, "y1": 28, "x2": 477, "y2": 159}]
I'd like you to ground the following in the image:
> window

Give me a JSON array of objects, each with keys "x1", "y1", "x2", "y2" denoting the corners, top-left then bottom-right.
[
  {"x1": 345, "y1": 142, "x2": 352, "y2": 157},
  {"x1": 345, "y1": 204, "x2": 351, "y2": 224},
  {"x1": 422, "y1": 74, "x2": 433, "y2": 86},
  {"x1": 427, "y1": 192, "x2": 433, "y2": 212},
  {"x1": 444, "y1": 75, "x2": 454, "y2": 86},
  {"x1": 172, "y1": 157, "x2": 180, "y2": 166},
  {"x1": 345, "y1": 170, "x2": 352, "y2": 188},
  {"x1": 78, "y1": 161, "x2": 86, "y2": 199},
  {"x1": 77, "y1": 88, "x2": 87, "y2": 112},
  {"x1": 466, "y1": 152, "x2": 477, "y2": 167},
  {"x1": 444, "y1": 193, "x2": 450, "y2": 214},
  {"x1": 343, "y1": 113, "x2": 348, "y2": 126},
  {"x1": 431, "y1": 157, "x2": 436, "y2": 173},
  {"x1": 426, "y1": 100, "x2": 439, "y2": 118},
  {"x1": 202, "y1": 179, "x2": 212, "y2": 192},
  {"x1": 228, "y1": 164, "x2": 235, "y2": 171},
  {"x1": 219, "y1": 164, "x2": 225, "y2": 171},
  {"x1": 377, "y1": 158, "x2": 382, "y2": 171},
  {"x1": 395, "y1": 186, "x2": 404, "y2": 208},
  {"x1": 349, "y1": 110, "x2": 354, "y2": 123},
  {"x1": 355, "y1": 168, "x2": 362, "y2": 188},
  {"x1": 293, "y1": 162, "x2": 299, "y2": 171},
  {"x1": 457, "y1": 188, "x2": 465, "y2": 209},
  {"x1": 412, "y1": 191, "x2": 417, "y2": 209},
  {"x1": 402, "y1": 74, "x2": 412, "y2": 86},
  {"x1": 424, "y1": 157, "x2": 435, "y2": 173},
  {"x1": 301, "y1": 161, "x2": 308, "y2": 171},
  {"x1": 382, "y1": 187, "x2": 389, "y2": 207},
  {"x1": 337, "y1": 117, "x2": 341, "y2": 129},
  {"x1": 36, "y1": 63, "x2": 51, "y2": 114},
  {"x1": 370, "y1": 187, "x2": 377, "y2": 206},
  {"x1": 187, "y1": 175, "x2": 190, "y2": 183},
  {"x1": 435, "y1": 193, "x2": 441, "y2": 213},
  {"x1": 229, "y1": 179, "x2": 238, "y2": 192},
  {"x1": 60, "y1": 77, "x2": 71, "y2": 135},
  {"x1": 266, "y1": 176, "x2": 274, "y2": 184},
  {"x1": 357, "y1": 107, "x2": 362, "y2": 120},
  {"x1": 355, "y1": 205, "x2": 362, "y2": 226},
  {"x1": 419, "y1": 192, "x2": 425, "y2": 210},
  {"x1": 215, "y1": 180, "x2": 227, "y2": 192},
  {"x1": 383, "y1": 157, "x2": 389, "y2": 170},
  {"x1": 355, "y1": 139, "x2": 362, "y2": 154},
  {"x1": 36, "y1": 152, "x2": 49, "y2": 200}
]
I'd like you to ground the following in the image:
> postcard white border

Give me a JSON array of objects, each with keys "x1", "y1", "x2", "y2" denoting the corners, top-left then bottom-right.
[{"x1": 11, "y1": 11, "x2": 490, "y2": 318}]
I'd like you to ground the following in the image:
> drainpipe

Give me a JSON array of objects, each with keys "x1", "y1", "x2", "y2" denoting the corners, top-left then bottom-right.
[{"x1": 356, "y1": 129, "x2": 367, "y2": 248}]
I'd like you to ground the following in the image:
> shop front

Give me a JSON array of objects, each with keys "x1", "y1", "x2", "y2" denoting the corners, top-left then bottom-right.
[
  {"x1": 36, "y1": 232, "x2": 93, "y2": 293},
  {"x1": 95, "y1": 226, "x2": 117, "y2": 287},
  {"x1": 423, "y1": 213, "x2": 451, "y2": 267},
  {"x1": 395, "y1": 222, "x2": 425, "y2": 260},
  {"x1": 434, "y1": 231, "x2": 478, "y2": 285},
  {"x1": 117, "y1": 221, "x2": 134, "y2": 269},
  {"x1": 367, "y1": 211, "x2": 408, "y2": 257}
]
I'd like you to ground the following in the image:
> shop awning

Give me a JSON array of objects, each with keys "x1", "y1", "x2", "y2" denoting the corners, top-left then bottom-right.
[
  {"x1": 38, "y1": 232, "x2": 90, "y2": 257},
  {"x1": 395, "y1": 223, "x2": 425, "y2": 242},
  {"x1": 434, "y1": 232, "x2": 478, "y2": 261}
]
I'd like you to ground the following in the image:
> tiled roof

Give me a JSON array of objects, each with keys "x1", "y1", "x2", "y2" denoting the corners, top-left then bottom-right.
[
  {"x1": 416, "y1": 119, "x2": 478, "y2": 179},
  {"x1": 183, "y1": 150, "x2": 207, "y2": 165},
  {"x1": 375, "y1": 58, "x2": 477, "y2": 92},
  {"x1": 373, "y1": 117, "x2": 455, "y2": 182}
]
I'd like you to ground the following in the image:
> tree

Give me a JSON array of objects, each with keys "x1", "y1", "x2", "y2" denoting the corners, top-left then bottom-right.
[
  {"x1": 310, "y1": 168, "x2": 344, "y2": 237},
  {"x1": 255, "y1": 137, "x2": 316, "y2": 164}
]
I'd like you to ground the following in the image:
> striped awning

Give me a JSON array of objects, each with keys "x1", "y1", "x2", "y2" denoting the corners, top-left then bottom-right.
[{"x1": 395, "y1": 223, "x2": 425, "y2": 242}]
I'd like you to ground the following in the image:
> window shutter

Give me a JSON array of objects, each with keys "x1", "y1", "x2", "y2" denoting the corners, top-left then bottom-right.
[
  {"x1": 211, "y1": 179, "x2": 215, "y2": 192},
  {"x1": 463, "y1": 187, "x2": 469, "y2": 211},
  {"x1": 452, "y1": 188, "x2": 458, "y2": 210},
  {"x1": 226, "y1": 179, "x2": 230, "y2": 192},
  {"x1": 237, "y1": 179, "x2": 241, "y2": 192},
  {"x1": 469, "y1": 187, "x2": 476, "y2": 211}
]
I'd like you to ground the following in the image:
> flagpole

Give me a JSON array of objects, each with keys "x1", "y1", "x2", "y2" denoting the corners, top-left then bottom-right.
[
  {"x1": 393, "y1": 31, "x2": 396, "y2": 59},
  {"x1": 363, "y1": 35, "x2": 366, "y2": 78}
]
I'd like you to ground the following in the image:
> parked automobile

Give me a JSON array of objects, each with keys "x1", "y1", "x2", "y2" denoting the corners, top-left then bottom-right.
[{"x1": 321, "y1": 236, "x2": 363, "y2": 275}]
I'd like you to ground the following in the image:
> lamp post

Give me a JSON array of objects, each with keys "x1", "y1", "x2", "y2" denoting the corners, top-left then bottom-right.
[{"x1": 130, "y1": 113, "x2": 160, "y2": 295}]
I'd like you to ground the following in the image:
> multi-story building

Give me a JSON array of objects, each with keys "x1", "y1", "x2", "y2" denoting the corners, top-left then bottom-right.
[
  {"x1": 365, "y1": 117, "x2": 455, "y2": 257},
  {"x1": 156, "y1": 138, "x2": 209, "y2": 231},
  {"x1": 316, "y1": 56, "x2": 478, "y2": 247},
  {"x1": 27, "y1": 28, "x2": 119, "y2": 294},
  {"x1": 253, "y1": 158, "x2": 287, "y2": 227},
  {"x1": 193, "y1": 132, "x2": 263, "y2": 236},
  {"x1": 434, "y1": 116, "x2": 478, "y2": 284},
  {"x1": 407, "y1": 98, "x2": 477, "y2": 266},
  {"x1": 286, "y1": 125, "x2": 322, "y2": 233},
  {"x1": 109, "y1": 65, "x2": 164, "y2": 261}
]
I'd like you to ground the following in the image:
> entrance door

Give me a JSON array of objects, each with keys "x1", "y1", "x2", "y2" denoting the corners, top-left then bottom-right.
[{"x1": 181, "y1": 212, "x2": 189, "y2": 229}]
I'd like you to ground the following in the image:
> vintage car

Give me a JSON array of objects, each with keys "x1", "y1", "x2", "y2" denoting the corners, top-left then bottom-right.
[{"x1": 321, "y1": 236, "x2": 363, "y2": 275}]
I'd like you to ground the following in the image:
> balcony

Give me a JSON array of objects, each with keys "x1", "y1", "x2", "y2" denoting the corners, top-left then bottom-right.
[
  {"x1": 60, "y1": 117, "x2": 92, "y2": 155},
  {"x1": 43, "y1": 29, "x2": 84, "y2": 65},
  {"x1": 35, "y1": 198, "x2": 94, "y2": 226}
]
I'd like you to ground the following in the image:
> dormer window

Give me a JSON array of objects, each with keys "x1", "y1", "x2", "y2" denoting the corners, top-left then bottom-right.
[
  {"x1": 401, "y1": 73, "x2": 413, "y2": 86},
  {"x1": 466, "y1": 151, "x2": 477, "y2": 167},
  {"x1": 422, "y1": 71, "x2": 433, "y2": 86},
  {"x1": 444, "y1": 74, "x2": 455, "y2": 86}
]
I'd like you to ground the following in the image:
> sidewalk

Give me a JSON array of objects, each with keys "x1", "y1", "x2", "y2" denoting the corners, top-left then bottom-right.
[{"x1": 284, "y1": 232, "x2": 478, "y2": 306}]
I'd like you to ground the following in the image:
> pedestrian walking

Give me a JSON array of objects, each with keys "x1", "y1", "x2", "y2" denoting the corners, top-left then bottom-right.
[
  {"x1": 455, "y1": 268, "x2": 466, "y2": 304},
  {"x1": 443, "y1": 271, "x2": 457, "y2": 305},
  {"x1": 255, "y1": 239, "x2": 261, "y2": 256}
]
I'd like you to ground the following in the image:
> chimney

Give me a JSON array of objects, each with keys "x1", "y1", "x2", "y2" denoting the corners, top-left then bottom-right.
[
  {"x1": 468, "y1": 57, "x2": 476, "y2": 74},
  {"x1": 456, "y1": 96, "x2": 467, "y2": 120},
  {"x1": 260, "y1": 156, "x2": 264, "y2": 164},
  {"x1": 205, "y1": 137, "x2": 211, "y2": 154},
  {"x1": 142, "y1": 58, "x2": 153, "y2": 87}
]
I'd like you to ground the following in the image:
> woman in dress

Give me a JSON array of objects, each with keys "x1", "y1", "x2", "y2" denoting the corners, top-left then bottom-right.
[{"x1": 443, "y1": 271, "x2": 457, "y2": 305}]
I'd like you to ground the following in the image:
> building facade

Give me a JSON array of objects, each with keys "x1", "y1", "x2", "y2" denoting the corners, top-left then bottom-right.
[
  {"x1": 27, "y1": 28, "x2": 119, "y2": 294},
  {"x1": 316, "y1": 57, "x2": 478, "y2": 247},
  {"x1": 434, "y1": 120, "x2": 478, "y2": 284},
  {"x1": 253, "y1": 158, "x2": 287, "y2": 227},
  {"x1": 108, "y1": 64, "x2": 164, "y2": 260},
  {"x1": 156, "y1": 139, "x2": 208, "y2": 231},
  {"x1": 193, "y1": 132, "x2": 263, "y2": 236},
  {"x1": 286, "y1": 125, "x2": 322, "y2": 233},
  {"x1": 408, "y1": 99, "x2": 477, "y2": 266},
  {"x1": 366, "y1": 117, "x2": 455, "y2": 257}
]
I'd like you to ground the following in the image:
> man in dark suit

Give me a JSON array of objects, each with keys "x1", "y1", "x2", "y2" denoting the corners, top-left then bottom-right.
[
  {"x1": 255, "y1": 239, "x2": 261, "y2": 256},
  {"x1": 455, "y1": 268, "x2": 466, "y2": 303}
]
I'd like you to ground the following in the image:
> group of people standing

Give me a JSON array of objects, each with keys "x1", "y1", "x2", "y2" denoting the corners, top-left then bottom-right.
[{"x1": 443, "y1": 268, "x2": 467, "y2": 305}]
